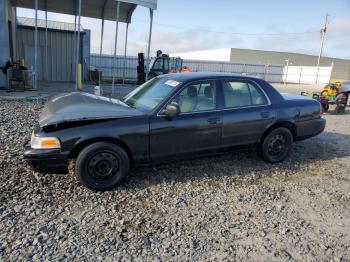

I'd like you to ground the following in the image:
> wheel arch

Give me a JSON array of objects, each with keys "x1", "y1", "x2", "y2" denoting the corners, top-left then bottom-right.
[
  {"x1": 68, "y1": 137, "x2": 134, "y2": 164},
  {"x1": 260, "y1": 121, "x2": 297, "y2": 143}
]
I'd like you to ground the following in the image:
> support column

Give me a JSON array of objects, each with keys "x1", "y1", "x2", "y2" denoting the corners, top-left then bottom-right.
[
  {"x1": 75, "y1": 0, "x2": 82, "y2": 90},
  {"x1": 100, "y1": 19, "x2": 105, "y2": 56},
  {"x1": 111, "y1": 0, "x2": 120, "y2": 94},
  {"x1": 11, "y1": 7, "x2": 17, "y2": 61},
  {"x1": 34, "y1": 0, "x2": 38, "y2": 89},
  {"x1": 145, "y1": 8, "x2": 154, "y2": 81},
  {"x1": 45, "y1": 0, "x2": 48, "y2": 81},
  {"x1": 99, "y1": 18, "x2": 105, "y2": 86},
  {"x1": 73, "y1": 0, "x2": 77, "y2": 82},
  {"x1": 122, "y1": 22, "x2": 129, "y2": 84},
  {"x1": 0, "y1": 0, "x2": 10, "y2": 88},
  {"x1": 100, "y1": 0, "x2": 107, "y2": 56}
]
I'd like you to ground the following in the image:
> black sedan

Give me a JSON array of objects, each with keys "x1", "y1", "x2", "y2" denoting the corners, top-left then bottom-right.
[{"x1": 24, "y1": 73, "x2": 325, "y2": 190}]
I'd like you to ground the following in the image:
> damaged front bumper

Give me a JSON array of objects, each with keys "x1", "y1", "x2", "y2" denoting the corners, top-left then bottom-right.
[{"x1": 24, "y1": 145, "x2": 69, "y2": 174}]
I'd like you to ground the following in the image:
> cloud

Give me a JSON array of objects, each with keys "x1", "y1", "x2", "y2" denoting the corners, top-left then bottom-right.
[
  {"x1": 17, "y1": 9, "x2": 350, "y2": 60},
  {"x1": 247, "y1": 18, "x2": 350, "y2": 59}
]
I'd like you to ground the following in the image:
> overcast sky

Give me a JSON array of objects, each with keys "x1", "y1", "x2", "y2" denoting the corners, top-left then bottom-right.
[{"x1": 17, "y1": 0, "x2": 350, "y2": 59}]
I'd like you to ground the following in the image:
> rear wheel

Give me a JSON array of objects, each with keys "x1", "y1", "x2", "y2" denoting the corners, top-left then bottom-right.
[
  {"x1": 75, "y1": 142, "x2": 130, "y2": 191},
  {"x1": 260, "y1": 127, "x2": 293, "y2": 163},
  {"x1": 335, "y1": 105, "x2": 345, "y2": 114}
]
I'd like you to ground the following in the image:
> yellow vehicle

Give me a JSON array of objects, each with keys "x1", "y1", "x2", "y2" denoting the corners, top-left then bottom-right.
[{"x1": 321, "y1": 82, "x2": 341, "y2": 97}]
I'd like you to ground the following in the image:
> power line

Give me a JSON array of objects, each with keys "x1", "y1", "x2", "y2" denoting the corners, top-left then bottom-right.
[{"x1": 132, "y1": 18, "x2": 319, "y2": 36}]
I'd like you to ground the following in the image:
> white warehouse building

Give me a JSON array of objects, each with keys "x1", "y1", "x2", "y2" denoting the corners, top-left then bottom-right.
[{"x1": 171, "y1": 48, "x2": 350, "y2": 82}]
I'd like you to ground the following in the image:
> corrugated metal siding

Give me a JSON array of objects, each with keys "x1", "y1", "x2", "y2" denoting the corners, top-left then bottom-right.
[{"x1": 17, "y1": 27, "x2": 78, "y2": 81}]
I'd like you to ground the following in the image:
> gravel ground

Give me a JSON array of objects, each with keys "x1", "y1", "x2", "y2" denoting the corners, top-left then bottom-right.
[{"x1": 0, "y1": 99, "x2": 349, "y2": 261}]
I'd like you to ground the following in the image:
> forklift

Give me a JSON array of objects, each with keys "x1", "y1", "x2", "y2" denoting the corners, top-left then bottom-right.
[{"x1": 137, "y1": 50, "x2": 191, "y2": 84}]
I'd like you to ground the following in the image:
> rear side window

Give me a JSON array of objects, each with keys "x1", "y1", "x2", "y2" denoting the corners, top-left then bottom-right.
[{"x1": 223, "y1": 80, "x2": 268, "y2": 108}]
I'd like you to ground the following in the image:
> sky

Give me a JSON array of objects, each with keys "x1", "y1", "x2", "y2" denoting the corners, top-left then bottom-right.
[{"x1": 17, "y1": 0, "x2": 350, "y2": 59}]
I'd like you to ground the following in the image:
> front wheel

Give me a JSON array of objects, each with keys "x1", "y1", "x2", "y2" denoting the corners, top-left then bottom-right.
[
  {"x1": 75, "y1": 142, "x2": 130, "y2": 191},
  {"x1": 260, "y1": 127, "x2": 293, "y2": 163}
]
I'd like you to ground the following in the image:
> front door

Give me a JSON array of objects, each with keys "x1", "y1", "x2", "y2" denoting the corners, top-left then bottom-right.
[{"x1": 150, "y1": 80, "x2": 222, "y2": 161}]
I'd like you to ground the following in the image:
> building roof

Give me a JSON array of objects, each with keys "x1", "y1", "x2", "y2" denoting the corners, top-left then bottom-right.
[
  {"x1": 14, "y1": 0, "x2": 157, "y2": 23},
  {"x1": 17, "y1": 17, "x2": 84, "y2": 32}
]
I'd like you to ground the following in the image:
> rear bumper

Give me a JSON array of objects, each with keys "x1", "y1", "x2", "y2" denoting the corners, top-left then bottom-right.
[
  {"x1": 296, "y1": 117, "x2": 326, "y2": 141},
  {"x1": 24, "y1": 146, "x2": 69, "y2": 174}
]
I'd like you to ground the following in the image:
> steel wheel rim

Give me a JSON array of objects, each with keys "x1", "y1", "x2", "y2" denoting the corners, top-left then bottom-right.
[
  {"x1": 268, "y1": 134, "x2": 287, "y2": 156},
  {"x1": 87, "y1": 151, "x2": 120, "y2": 180}
]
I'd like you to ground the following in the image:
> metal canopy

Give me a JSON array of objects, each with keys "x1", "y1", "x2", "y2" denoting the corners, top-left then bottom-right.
[
  {"x1": 15, "y1": 0, "x2": 157, "y2": 22},
  {"x1": 14, "y1": 0, "x2": 157, "y2": 90}
]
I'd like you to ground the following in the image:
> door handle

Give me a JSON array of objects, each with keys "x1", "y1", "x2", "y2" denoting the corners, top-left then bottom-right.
[
  {"x1": 260, "y1": 111, "x2": 270, "y2": 119},
  {"x1": 207, "y1": 117, "x2": 221, "y2": 124}
]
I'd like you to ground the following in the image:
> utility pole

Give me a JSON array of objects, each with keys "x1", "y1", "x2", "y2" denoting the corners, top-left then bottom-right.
[{"x1": 317, "y1": 14, "x2": 329, "y2": 67}]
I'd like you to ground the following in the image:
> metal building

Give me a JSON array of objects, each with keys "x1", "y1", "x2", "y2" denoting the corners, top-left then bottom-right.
[
  {"x1": 172, "y1": 48, "x2": 350, "y2": 82},
  {"x1": 16, "y1": 17, "x2": 90, "y2": 82},
  {"x1": 0, "y1": 0, "x2": 157, "y2": 89}
]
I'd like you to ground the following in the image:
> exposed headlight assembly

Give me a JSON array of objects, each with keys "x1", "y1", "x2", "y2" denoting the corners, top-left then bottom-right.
[{"x1": 31, "y1": 133, "x2": 61, "y2": 149}]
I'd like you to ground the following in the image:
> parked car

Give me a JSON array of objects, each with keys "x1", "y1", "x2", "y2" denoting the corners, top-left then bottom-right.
[{"x1": 24, "y1": 73, "x2": 326, "y2": 190}]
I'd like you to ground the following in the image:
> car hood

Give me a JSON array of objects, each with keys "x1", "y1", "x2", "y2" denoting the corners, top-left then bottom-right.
[{"x1": 38, "y1": 92, "x2": 143, "y2": 128}]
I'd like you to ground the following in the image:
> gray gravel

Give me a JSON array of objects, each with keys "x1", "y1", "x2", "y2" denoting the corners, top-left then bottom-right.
[{"x1": 0, "y1": 99, "x2": 350, "y2": 261}]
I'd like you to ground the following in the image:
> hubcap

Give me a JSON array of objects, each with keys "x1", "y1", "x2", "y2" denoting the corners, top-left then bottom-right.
[
  {"x1": 87, "y1": 152, "x2": 119, "y2": 179},
  {"x1": 268, "y1": 134, "x2": 286, "y2": 156}
]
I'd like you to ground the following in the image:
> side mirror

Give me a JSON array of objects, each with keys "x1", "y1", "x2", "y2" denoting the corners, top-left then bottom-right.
[{"x1": 162, "y1": 103, "x2": 180, "y2": 117}]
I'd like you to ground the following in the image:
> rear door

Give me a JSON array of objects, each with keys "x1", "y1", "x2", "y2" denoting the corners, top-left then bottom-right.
[
  {"x1": 220, "y1": 79, "x2": 275, "y2": 147},
  {"x1": 149, "y1": 80, "x2": 222, "y2": 161}
]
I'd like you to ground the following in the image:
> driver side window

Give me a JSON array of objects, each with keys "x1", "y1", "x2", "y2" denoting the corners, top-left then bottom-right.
[
  {"x1": 170, "y1": 81, "x2": 216, "y2": 113},
  {"x1": 152, "y1": 59, "x2": 163, "y2": 71}
]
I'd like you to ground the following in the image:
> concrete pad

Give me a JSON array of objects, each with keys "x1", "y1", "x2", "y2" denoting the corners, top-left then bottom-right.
[{"x1": 0, "y1": 81, "x2": 137, "y2": 100}]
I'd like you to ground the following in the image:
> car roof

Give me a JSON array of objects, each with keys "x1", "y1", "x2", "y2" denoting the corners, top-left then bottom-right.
[{"x1": 158, "y1": 72, "x2": 262, "y2": 82}]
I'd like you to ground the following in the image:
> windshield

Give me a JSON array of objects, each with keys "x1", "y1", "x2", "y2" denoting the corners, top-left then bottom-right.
[{"x1": 122, "y1": 78, "x2": 180, "y2": 112}]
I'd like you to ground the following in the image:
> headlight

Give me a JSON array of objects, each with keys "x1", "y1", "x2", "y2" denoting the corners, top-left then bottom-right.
[{"x1": 31, "y1": 133, "x2": 61, "y2": 149}]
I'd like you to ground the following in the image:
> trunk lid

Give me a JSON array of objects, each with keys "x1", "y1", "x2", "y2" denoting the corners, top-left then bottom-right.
[{"x1": 280, "y1": 93, "x2": 314, "y2": 101}]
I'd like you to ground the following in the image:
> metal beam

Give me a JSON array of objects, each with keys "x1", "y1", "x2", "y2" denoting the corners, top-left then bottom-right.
[
  {"x1": 145, "y1": 8, "x2": 154, "y2": 81},
  {"x1": 44, "y1": 0, "x2": 48, "y2": 81},
  {"x1": 11, "y1": 7, "x2": 17, "y2": 60},
  {"x1": 75, "y1": 0, "x2": 82, "y2": 90},
  {"x1": 122, "y1": 22, "x2": 129, "y2": 84},
  {"x1": 99, "y1": 0, "x2": 108, "y2": 56},
  {"x1": 111, "y1": 0, "x2": 120, "y2": 94},
  {"x1": 34, "y1": 0, "x2": 38, "y2": 89},
  {"x1": 73, "y1": 0, "x2": 77, "y2": 82}
]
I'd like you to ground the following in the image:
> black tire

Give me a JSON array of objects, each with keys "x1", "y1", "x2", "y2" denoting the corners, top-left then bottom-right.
[
  {"x1": 335, "y1": 105, "x2": 345, "y2": 114},
  {"x1": 260, "y1": 127, "x2": 293, "y2": 163},
  {"x1": 75, "y1": 142, "x2": 130, "y2": 191}
]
